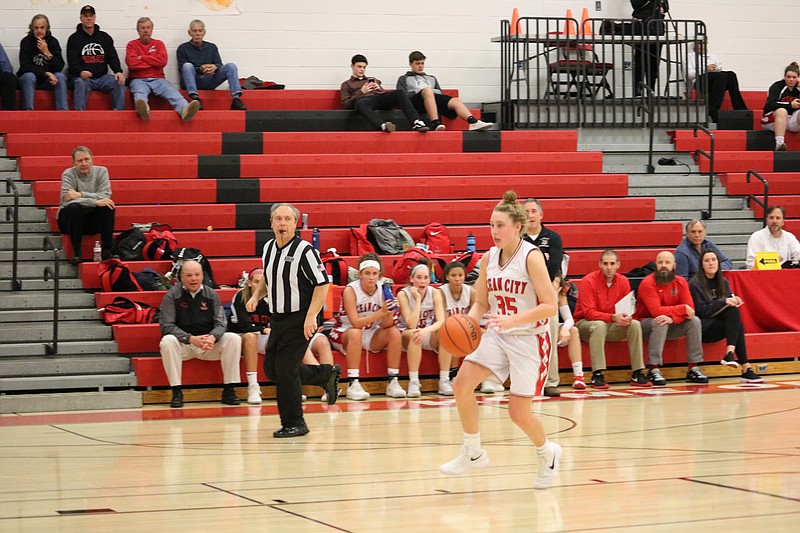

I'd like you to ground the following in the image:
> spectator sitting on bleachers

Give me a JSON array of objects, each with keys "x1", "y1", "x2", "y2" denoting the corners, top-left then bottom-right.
[
  {"x1": 574, "y1": 250, "x2": 652, "y2": 389},
  {"x1": 522, "y1": 198, "x2": 563, "y2": 397},
  {"x1": 177, "y1": 19, "x2": 245, "y2": 111},
  {"x1": 396, "y1": 50, "x2": 492, "y2": 132},
  {"x1": 686, "y1": 40, "x2": 747, "y2": 124},
  {"x1": 0, "y1": 41, "x2": 19, "y2": 110},
  {"x1": 689, "y1": 249, "x2": 763, "y2": 383},
  {"x1": 675, "y1": 219, "x2": 732, "y2": 278},
  {"x1": 57, "y1": 145, "x2": 115, "y2": 265},
  {"x1": 745, "y1": 205, "x2": 800, "y2": 269},
  {"x1": 126, "y1": 17, "x2": 200, "y2": 122},
  {"x1": 397, "y1": 262, "x2": 448, "y2": 397},
  {"x1": 329, "y1": 253, "x2": 404, "y2": 400},
  {"x1": 159, "y1": 259, "x2": 242, "y2": 408},
  {"x1": 340, "y1": 54, "x2": 429, "y2": 133},
  {"x1": 634, "y1": 251, "x2": 707, "y2": 386},
  {"x1": 66, "y1": 5, "x2": 125, "y2": 111},
  {"x1": 18, "y1": 14, "x2": 67, "y2": 111},
  {"x1": 228, "y1": 267, "x2": 269, "y2": 404},
  {"x1": 761, "y1": 61, "x2": 800, "y2": 152}
]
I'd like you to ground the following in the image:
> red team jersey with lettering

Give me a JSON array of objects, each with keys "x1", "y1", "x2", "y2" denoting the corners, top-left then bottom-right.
[{"x1": 485, "y1": 240, "x2": 549, "y2": 335}]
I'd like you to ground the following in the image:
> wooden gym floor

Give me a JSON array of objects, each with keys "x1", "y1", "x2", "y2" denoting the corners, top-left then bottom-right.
[{"x1": 1, "y1": 377, "x2": 799, "y2": 532}]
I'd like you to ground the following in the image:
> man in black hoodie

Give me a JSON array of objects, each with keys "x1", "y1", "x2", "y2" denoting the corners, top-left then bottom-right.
[
  {"x1": 66, "y1": 5, "x2": 126, "y2": 110},
  {"x1": 18, "y1": 14, "x2": 67, "y2": 111}
]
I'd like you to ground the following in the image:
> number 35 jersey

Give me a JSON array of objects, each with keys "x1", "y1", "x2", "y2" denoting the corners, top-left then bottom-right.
[{"x1": 485, "y1": 240, "x2": 550, "y2": 336}]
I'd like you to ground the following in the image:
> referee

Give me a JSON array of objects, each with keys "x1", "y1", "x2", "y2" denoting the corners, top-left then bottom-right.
[{"x1": 247, "y1": 203, "x2": 341, "y2": 438}]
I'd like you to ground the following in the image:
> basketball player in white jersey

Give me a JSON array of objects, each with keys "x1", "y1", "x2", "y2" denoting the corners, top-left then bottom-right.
[
  {"x1": 397, "y1": 263, "x2": 447, "y2": 397},
  {"x1": 440, "y1": 191, "x2": 562, "y2": 490},
  {"x1": 329, "y1": 253, "x2": 404, "y2": 400}
]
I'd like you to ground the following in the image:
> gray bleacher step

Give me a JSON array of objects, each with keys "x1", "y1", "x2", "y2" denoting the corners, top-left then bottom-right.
[
  {"x1": 0, "y1": 234, "x2": 66, "y2": 250},
  {"x1": 0, "y1": 249, "x2": 67, "y2": 261},
  {"x1": 0, "y1": 196, "x2": 36, "y2": 207},
  {"x1": 0, "y1": 171, "x2": 21, "y2": 180},
  {"x1": 0, "y1": 263, "x2": 78, "y2": 279},
  {"x1": 1, "y1": 206, "x2": 48, "y2": 222},
  {"x1": 0, "y1": 278, "x2": 83, "y2": 291},
  {"x1": 0, "y1": 322, "x2": 111, "y2": 343},
  {"x1": 0, "y1": 159, "x2": 17, "y2": 171},
  {"x1": 0, "y1": 390, "x2": 142, "y2": 414},
  {"x1": 2, "y1": 291, "x2": 94, "y2": 309},
  {"x1": 655, "y1": 197, "x2": 745, "y2": 210},
  {"x1": 630, "y1": 186, "x2": 728, "y2": 196},
  {"x1": 0, "y1": 222, "x2": 51, "y2": 233},
  {"x1": 628, "y1": 175, "x2": 719, "y2": 188},
  {"x1": 655, "y1": 210, "x2": 757, "y2": 220},
  {"x1": 0, "y1": 372, "x2": 137, "y2": 392},
  {"x1": 0, "y1": 181, "x2": 31, "y2": 195},
  {"x1": 0, "y1": 340, "x2": 119, "y2": 357},
  {"x1": 605, "y1": 164, "x2": 701, "y2": 174},
  {"x1": 0, "y1": 356, "x2": 131, "y2": 377},
  {"x1": 0, "y1": 308, "x2": 100, "y2": 322}
]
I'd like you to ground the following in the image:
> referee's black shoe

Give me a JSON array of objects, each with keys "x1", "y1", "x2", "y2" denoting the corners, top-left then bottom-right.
[
  {"x1": 221, "y1": 385, "x2": 241, "y2": 405},
  {"x1": 273, "y1": 425, "x2": 310, "y2": 438},
  {"x1": 324, "y1": 364, "x2": 342, "y2": 405}
]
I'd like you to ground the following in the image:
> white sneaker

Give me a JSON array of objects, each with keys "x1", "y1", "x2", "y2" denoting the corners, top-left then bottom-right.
[
  {"x1": 386, "y1": 377, "x2": 407, "y2": 398},
  {"x1": 438, "y1": 378, "x2": 454, "y2": 396},
  {"x1": 440, "y1": 446, "x2": 490, "y2": 475},
  {"x1": 468, "y1": 119, "x2": 493, "y2": 131},
  {"x1": 407, "y1": 379, "x2": 422, "y2": 398},
  {"x1": 533, "y1": 442, "x2": 563, "y2": 489},
  {"x1": 480, "y1": 380, "x2": 505, "y2": 393},
  {"x1": 301, "y1": 394, "x2": 307, "y2": 402},
  {"x1": 346, "y1": 380, "x2": 370, "y2": 401},
  {"x1": 320, "y1": 393, "x2": 328, "y2": 403},
  {"x1": 247, "y1": 383, "x2": 262, "y2": 405}
]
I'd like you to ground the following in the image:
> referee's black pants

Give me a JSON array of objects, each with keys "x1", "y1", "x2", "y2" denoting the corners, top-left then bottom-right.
[{"x1": 265, "y1": 311, "x2": 333, "y2": 428}]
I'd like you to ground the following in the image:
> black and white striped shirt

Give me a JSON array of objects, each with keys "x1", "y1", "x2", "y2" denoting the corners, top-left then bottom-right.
[{"x1": 261, "y1": 236, "x2": 329, "y2": 315}]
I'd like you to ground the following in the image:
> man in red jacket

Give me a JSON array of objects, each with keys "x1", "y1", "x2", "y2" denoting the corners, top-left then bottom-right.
[
  {"x1": 126, "y1": 17, "x2": 200, "y2": 122},
  {"x1": 634, "y1": 251, "x2": 706, "y2": 386},
  {"x1": 575, "y1": 250, "x2": 651, "y2": 389}
]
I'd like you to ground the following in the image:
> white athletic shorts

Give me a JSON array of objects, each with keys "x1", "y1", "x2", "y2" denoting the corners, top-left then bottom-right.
[
  {"x1": 401, "y1": 330, "x2": 435, "y2": 352},
  {"x1": 762, "y1": 108, "x2": 800, "y2": 132},
  {"x1": 464, "y1": 330, "x2": 551, "y2": 397},
  {"x1": 329, "y1": 326, "x2": 378, "y2": 352}
]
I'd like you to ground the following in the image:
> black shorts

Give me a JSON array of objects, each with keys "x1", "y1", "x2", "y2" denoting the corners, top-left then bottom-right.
[{"x1": 410, "y1": 91, "x2": 458, "y2": 119}]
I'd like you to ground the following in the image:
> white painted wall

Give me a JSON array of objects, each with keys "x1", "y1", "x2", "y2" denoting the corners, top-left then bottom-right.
[{"x1": 0, "y1": 0, "x2": 796, "y2": 104}]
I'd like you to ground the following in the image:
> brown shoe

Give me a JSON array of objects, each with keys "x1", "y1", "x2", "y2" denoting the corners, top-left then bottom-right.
[
  {"x1": 134, "y1": 98, "x2": 150, "y2": 121},
  {"x1": 181, "y1": 99, "x2": 201, "y2": 122},
  {"x1": 543, "y1": 386, "x2": 561, "y2": 397}
]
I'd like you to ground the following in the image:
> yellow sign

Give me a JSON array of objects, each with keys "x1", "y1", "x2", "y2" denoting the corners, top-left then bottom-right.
[{"x1": 754, "y1": 251, "x2": 782, "y2": 270}]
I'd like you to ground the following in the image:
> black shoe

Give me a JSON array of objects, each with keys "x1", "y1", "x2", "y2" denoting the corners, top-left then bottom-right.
[
  {"x1": 590, "y1": 370, "x2": 609, "y2": 389},
  {"x1": 740, "y1": 368, "x2": 764, "y2": 383},
  {"x1": 543, "y1": 386, "x2": 561, "y2": 397},
  {"x1": 230, "y1": 96, "x2": 246, "y2": 110},
  {"x1": 324, "y1": 364, "x2": 342, "y2": 405},
  {"x1": 630, "y1": 369, "x2": 653, "y2": 387},
  {"x1": 170, "y1": 388, "x2": 184, "y2": 408},
  {"x1": 686, "y1": 366, "x2": 709, "y2": 384},
  {"x1": 273, "y1": 425, "x2": 309, "y2": 438},
  {"x1": 221, "y1": 385, "x2": 241, "y2": 405},
  {"x1": 190, "y1": 94, "x2": 204, "y2": 110},
  {"x1": 70, "y1": 256, "x2": 82, "y2": 266},
  {"x1": 647, "y1": 368, "x2": 667, "y2": 386},
  {"x1": 721, "y1": 351, "x2": 740, "y2": 368}
]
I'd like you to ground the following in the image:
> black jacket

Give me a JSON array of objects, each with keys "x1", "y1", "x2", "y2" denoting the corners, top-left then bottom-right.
[
  {"x1": 17, "y1": 33, "x2": 65, "y2": 79},
  {"x1": 66, "y1": 23, "x2": 122, "y2": 78}
]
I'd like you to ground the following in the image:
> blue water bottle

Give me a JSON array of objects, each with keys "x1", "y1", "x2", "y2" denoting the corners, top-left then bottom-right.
[
  {"x1": 467, "y1": 233, "x2": 476, "y2": 252},
  {"x1": 312, "y1": 228, "x2": 320, "y2": 251},
  {"x1": 382, "y1": 283, "x2": 397, "y2": 311}
]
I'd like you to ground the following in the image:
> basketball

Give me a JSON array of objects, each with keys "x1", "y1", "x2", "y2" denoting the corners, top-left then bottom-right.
[{"x1": 440, "y1": 314, "x2": 482, "y2": 357}]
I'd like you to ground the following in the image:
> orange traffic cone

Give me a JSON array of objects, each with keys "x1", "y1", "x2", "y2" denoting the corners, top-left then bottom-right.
[
  {"x1": 580, "y1": 7, "x2": 592, "y2": 35},
  {"x1": 510, "y1": 8, "x2": 520, "y2": 35},
  {"x1": 564, "y1": 9, "x2": 577, "y2": 35}
]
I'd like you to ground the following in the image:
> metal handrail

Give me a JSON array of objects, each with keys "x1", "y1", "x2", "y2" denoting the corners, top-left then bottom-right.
[
  {"x1": 636, "y1": 82, "x2": 656, "y2": 173},
  {"x1": 745, "y1": 170, "x2": 769, "y2": 228},
  {"x1": 43, "y1": 236, "x2": 61, "y2": 356},
  {"x1": 693, "y1": 124, "x2": 715, "y2": 219},
  {"x1": 4, "y1": 178, "x2": 22, "y2": 290}
]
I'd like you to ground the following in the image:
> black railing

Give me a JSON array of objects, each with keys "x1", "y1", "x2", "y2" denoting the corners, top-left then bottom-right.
[
  {"x1": 43, "y1": 236, "x2": 61, "y2": 356},
  {"x1": 5, "y1": 178, "x2": 22, "y2": 291},
  {"x1": 637, "y1": 82, "x2": 656, "y2": 173},
  {"x1": 495, "y1": 16, "x2": 707, "y2": 128},
  {"x1": 693, "y1": 124, "x2": 715, "y2": 219},
  {"x1": 745, "y1": 170, "x2": 769, "y2": 227}
]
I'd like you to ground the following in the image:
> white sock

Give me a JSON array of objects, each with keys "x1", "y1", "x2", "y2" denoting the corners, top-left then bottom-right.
[
  {"x1": 776, "y1": 136, "x2": 785, "y2": 145},
  {"x1": 387, "y1": 368, "x2": 400, "y2": 378},
  {"x1": 409, "y1": 371, "x2": 420, "y2": 382},
  {"x1": 439, "y1": 371, "x2": 450, "y2": 381},
  {"x1": 572, "y1": 362, "x2": 583, "y2": 377},
  {"x1": 246, "y1": 372, "x2": 258, "y2": 387},
  {"x1": 347, "y1": 369, "x2": 360, "y2": 380},
  {"x1": 536, "y1": 440, "x2": 549, "y2": 455},
  {"x1": 464, "y1": 432, "x2": 482, "y2": 457}
]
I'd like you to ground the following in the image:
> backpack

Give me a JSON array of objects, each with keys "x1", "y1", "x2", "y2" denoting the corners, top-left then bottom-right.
[
  {"x1": 169, "y1": 247, "x2": 219, "y2": 289},
  {"x1": 320, "y1": 249, "x2": 348, "y2": 285},
  {"x1": 101, "y1": 296, "x2": 158, "y2": 324},
  {"x1": 391, "y1": 247, "x2": 446, "y2": 285},
  {"x1": 419, "y1": 222, "x2": 451, "y2": 254},
  {"x1": 143, "y1": 224, "x2": 178, "y2": 260},
  {"x1": 367, "y1": 218, "x2": 407, "y2": 255},
  {"x1": 349, "y1": 224, "x2": 375, "y2": 255},
  {"x1": 111, "y1": 228, "x2": 146, "y2": 261},
  {"x1": 625, "y1": 261, "x2": 657, "y2": 278},
  {"x1": 133, "y1": 267, "x2": 168, "y2": 291},
  {"x1": 98, "y1": 258, "x2": 143, "y2": 292},
  {"x1": 452, "y1": 251, "x2": 483, "y2": 284}
]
